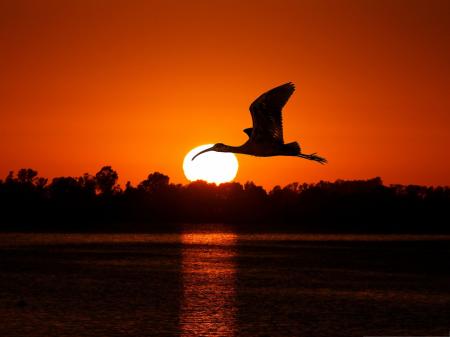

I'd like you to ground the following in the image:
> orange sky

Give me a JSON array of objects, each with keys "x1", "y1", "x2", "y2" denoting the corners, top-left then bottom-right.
[{"x1": 1, "y1": 0, "x2": 449, "y2": 188}]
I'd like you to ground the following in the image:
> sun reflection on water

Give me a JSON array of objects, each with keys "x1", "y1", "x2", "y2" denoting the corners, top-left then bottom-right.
[{"x1": 180, "y1": 233, "x2": 237, "y2": 337}]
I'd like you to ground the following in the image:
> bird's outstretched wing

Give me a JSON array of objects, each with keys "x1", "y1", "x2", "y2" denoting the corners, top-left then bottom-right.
[{"x1": 249, "y1": 82, "x2": 295, "y2": 144}]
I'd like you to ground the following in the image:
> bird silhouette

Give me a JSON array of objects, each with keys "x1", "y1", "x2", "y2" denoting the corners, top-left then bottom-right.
[{"x1": 192, "y1": 82, "x2": 327, "y2": 164}]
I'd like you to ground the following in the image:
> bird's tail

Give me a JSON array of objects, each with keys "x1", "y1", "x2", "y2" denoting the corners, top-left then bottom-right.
[{"x1": 284, "y1": 142, "x2": 301, "y2": 156}]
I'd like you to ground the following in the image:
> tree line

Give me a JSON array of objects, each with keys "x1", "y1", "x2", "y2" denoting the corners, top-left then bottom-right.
[{"x1": 0, "y1": 166, "x2": 449, "y2": 232}]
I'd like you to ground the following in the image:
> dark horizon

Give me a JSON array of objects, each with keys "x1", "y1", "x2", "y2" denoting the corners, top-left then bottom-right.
[{"x1": 1, "y1": 166, "x2": 449, "y2": 233}]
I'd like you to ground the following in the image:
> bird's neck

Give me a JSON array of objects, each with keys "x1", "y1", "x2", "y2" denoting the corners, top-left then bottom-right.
[
  {"x1": 224, "y1": 145, "x2": 244, "y2": 153},
  {"x1": 223, "y1": 144, "x2": 245, "y2": 154}
]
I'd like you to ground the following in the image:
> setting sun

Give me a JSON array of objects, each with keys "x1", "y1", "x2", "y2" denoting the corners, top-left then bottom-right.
[{"x1": 183, "y1": 144, "x2": 239, "y2": 184}]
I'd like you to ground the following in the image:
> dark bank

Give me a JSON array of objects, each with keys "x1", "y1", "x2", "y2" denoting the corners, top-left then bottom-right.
[{"x1": 1, "y1": 167, "x2": 449, "y2": 233}]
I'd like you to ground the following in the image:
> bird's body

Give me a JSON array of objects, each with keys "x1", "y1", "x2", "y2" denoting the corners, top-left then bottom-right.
[{"x1": 193, "y1": 82, "x2": 327, "y2": 164}]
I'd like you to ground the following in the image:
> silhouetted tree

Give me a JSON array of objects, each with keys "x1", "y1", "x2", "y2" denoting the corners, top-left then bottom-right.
[
  {"x1": 49, "y1": 177, "x2": 83, "y2": 199},
  {"x1": 17, "y1": 168, "x2": 38, "y2": 185},
  {"x1": 5, "y1": 171, "x2": 14, "y2": 183},
  {"x1": 95, "y1": 166, "x2": 118, "y2": 195},
  {"x1": 79, "y1": 173, "x2": 96, "y2": 192},
  {"x1": 138, "y1": 172, "x2": 170, "y2": 193},
  {"x1": 34, "y1": 177, "x2": 48, "y2": 189}
]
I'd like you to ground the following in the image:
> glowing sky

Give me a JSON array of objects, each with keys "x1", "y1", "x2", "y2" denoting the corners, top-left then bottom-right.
[{"x1": 1, "y1": 0, "x2": 449, "y2": 188}]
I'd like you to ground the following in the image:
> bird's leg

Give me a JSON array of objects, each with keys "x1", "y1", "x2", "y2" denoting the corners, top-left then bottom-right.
[{"x1": 298, "y1": 152, "x2": 328, "y2": 164}]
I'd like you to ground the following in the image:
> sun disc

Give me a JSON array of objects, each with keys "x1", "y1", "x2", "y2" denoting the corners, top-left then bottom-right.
[{"x1": 183, "y1": 144, "x2": 239, "y2": 184}]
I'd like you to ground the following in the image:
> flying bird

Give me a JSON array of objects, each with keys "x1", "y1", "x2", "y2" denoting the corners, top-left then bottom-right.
[{"x1": 192, "y1": 82, "x2": 327, "y2": 164}]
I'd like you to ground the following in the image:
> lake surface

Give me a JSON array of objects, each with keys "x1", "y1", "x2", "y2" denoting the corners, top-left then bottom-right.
[{"x1": 1, "y1": 231, "x2": 449, "y2": 336}]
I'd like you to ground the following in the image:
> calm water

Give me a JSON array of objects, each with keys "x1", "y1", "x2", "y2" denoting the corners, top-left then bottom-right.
[{"x1": 1, "y1": 231, "x2": 450, "y2": 337}]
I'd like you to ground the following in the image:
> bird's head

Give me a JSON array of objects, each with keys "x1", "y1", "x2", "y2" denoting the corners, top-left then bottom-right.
[{"x1": 192, "y1": 143, "x2": 228, "y2": 161}]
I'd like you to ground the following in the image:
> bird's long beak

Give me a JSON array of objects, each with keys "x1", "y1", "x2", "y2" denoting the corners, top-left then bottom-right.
[{"x1": 192, "y1": 147, "x2": 214, "y2": 161}]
